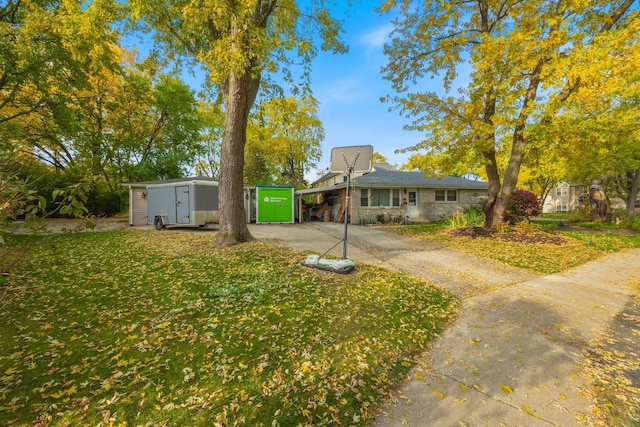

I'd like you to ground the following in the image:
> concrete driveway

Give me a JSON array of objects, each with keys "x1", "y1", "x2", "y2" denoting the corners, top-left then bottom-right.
[{"x1": 249, "y1": 221, "x2": 538, "y2": 298}]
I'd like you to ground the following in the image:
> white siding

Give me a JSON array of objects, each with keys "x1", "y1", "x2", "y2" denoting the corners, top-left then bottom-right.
[{"x1": 131, "y1": 188, "x2": 147, "y2": 226}]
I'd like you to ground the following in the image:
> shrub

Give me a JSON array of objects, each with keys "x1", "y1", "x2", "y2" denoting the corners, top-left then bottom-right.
[
  {"x1": 445, "y1": 212, "x2": 467, "y2": 229},
  {"x1": 613, "y1": 213, "x2": 640, "y2": 230},
  {"x1": 86, "y1": 190, "x2": 124, "y2": 216},
  {"x1": 465, "y1": 206, "x2": 486, "y2": 224},
  {"x1": 506, "y1": 189, "x2": 541, "y2": 223}
]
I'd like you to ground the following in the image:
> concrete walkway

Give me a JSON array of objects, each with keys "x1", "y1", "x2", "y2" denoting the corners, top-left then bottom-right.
[{"x1": 249, "y1": 222, "x2": 640, "y2": 426}]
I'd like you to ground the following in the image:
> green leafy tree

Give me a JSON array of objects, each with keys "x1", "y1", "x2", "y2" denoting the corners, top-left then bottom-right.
[
  {"x1": 0, "y1": 0, "x2": 124, "y2": 149},
  {"x1": 553, "y1": 58, "x2": 640, "y2": 218},
  {"x1": 130, "y1": 0, "x2": 347, "y2": 245},
  {"x1": 38, "y1": 49, "x2": 204, "y2": 187},
  {"x1": 245, "y1": 96, "x2": 323, "y2": 188},
  {"x1": 109, "y1": 71, "x2": 205, "y2": 184},
  {"x1": 194, "y1": 102, "x2": 225, "y2": 178},
  {"x1": 5, "y1": 42, "x2": 204, "y2": 213},
  {"x1": 380, "y1": 0, "x2": 637, "y2": 228},
  {"x1": 1, "y1": 0, "x2": 128, "y2": 215},
  {"x1": 372, "y1": 152, "x2": 388, "y2": 165}
]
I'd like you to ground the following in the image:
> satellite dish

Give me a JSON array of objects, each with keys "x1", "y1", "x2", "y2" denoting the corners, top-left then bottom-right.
[{"x1": 330, "y1": 145, "x2": 373, "y2": 174}]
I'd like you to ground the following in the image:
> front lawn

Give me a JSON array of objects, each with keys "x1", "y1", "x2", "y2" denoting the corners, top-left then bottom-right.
[
  {"x1": 0, "y1": 231, "x2": 456, "y2": 426},
  {"x1": 392, "y1": 222, "x2": 640, "y2": 274}
]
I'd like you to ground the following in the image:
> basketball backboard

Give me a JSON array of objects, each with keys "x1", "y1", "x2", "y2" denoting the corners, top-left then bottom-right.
[{"x1": 330, "y1": 145, "x2": 373, "y2": 174}]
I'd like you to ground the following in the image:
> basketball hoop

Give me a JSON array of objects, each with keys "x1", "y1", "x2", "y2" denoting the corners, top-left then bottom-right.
[{"x1": 330, "y1": 145, "x2": 373, "y2": 174}]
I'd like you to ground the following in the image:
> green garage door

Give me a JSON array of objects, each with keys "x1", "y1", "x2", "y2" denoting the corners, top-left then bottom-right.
[{"x1": 256, "y1": 186, "x2": 294, "y2": 224}]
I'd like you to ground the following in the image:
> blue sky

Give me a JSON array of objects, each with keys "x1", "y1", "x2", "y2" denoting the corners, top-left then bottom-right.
[{"x1": 304, "y1": 3, "x2": 422, "y2": 177}]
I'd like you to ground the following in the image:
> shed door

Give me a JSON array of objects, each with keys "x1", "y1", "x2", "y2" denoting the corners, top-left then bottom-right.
[
  {"x1": 257, "y1": 187, "x2": 293, "y2": 223},
  {"x1": 176, "y1": 186, "x2": 190, "y2": 224}
]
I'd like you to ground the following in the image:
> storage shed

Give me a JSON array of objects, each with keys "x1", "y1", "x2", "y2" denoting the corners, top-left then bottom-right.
[
  {"x1": 255, "y1": 186, "x2": 294, "y2": 224},
  {"x1": 123, "y1": 178, "x2": 219, "y2": 228}
]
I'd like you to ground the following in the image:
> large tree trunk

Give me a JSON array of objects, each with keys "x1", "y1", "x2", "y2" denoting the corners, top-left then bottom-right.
[
  {"x1": 483, "y1": 149, "x2": 501, "y2": 228},
  {"x1": 491, "y1": 133, "x2": 527, "y2": 226},
  {"x1": 624, "y1": 168, "x2": 640, "y2": 218},
  {"x1": 216, "y1": 71, "x2": 260, "y2": 246},
  {"x1": 212, "y1": 3, "x2": 277, "y2": 246},
  {"x1": 485, "y1": 56, "x2": 543, "y2": 228}
]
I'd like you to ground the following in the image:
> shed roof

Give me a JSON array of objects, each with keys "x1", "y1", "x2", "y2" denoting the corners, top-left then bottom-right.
[{"x1": 122, "y1": 177, "x2": 218, "y2": 187}]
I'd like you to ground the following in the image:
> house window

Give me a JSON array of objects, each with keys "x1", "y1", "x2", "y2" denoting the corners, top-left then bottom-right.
[
  {"x1": 435, "y1": 190, "x2": 457, "y2": 202},
  {"x1": 360, "y1": 189, "x2": 369, "y2": 207},
  {"x1": 635, "y1": 199, "x2": 640, "y2": 208},
  {"x1": 372, "y1": 189, "x2": 390, "y2": 206},
  {"x1": 556, "y1": 200, "x2": 568, "y2": 212},
  {"x1": 392, "y1": 189, "x2": 400, "y2": 207},
  {"x1": 556, "y1": 187, "x2": 568, "y2": 197},
  {"x1": 408, "y1": 191, "x2": 417, "y2": 206},
  {"x1": 361, "y1": 189, "x2": 402, "y2": 207}
]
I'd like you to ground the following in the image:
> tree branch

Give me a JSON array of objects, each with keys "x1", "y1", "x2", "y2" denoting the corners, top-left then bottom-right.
[
  {"x1": 601, "y1": 0, "x2": 635, "y2": 32},
  {"x1": 140, "y1": 110, "x2": 168, "y2": 163},
  {"x1": 253, "y1": 0, "x2": 277, "y2": 28},
  {"x1": 0, "y1": 108, "x2": 33, "y2": 125}
]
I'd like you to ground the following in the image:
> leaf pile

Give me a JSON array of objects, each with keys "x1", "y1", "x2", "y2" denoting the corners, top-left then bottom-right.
[
  {"x1": 448, "y1": 226, "x2": 569, "y2": 245},
  {"x1": 0, "y1": 231, "x2": 456, "y2": 426}
]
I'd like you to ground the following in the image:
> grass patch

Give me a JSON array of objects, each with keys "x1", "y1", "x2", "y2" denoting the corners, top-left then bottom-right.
[
  {"x1": 0, "y1": 231, "x2": 456, "y2": 426},
  {"x1": 540, "y1": 212, "x2": 577, "y2": 220},
  {"x1": 391, "y1": 223, "x2": 640, "y2": 274},
  {"x1": 537, "y1": 213, "x2": 640, "y2": 231},
  {"x1": 393, "y1": 221, "x2": 447, "y2": 236}
]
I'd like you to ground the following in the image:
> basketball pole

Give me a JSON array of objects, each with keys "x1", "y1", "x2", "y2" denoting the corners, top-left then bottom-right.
[
  {"x1": 341, "y1": 152, "x2": 360, "y2": 260},
  {"x1": 330, "y1": 145, "x2": 371, "y2": 261},
  {"x1": 343, "y1": 167, "x2": 351, "y2": 259}
]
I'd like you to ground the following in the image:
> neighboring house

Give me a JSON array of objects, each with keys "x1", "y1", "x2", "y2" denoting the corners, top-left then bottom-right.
[
  {"x1": 299, "y1": 163, "x2": 488, "y2": 224},
  {"x1": 542, "y1": 181, "x2": 587, "y2": 214},
  {"x1": 542, "y1": 181, "x2": 639, "y2": 214}
]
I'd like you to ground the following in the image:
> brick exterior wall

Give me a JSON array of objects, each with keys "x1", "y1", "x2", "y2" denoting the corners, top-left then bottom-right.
[{"x1": 351, "y1": 187, "x2": 486, "y2": 223}]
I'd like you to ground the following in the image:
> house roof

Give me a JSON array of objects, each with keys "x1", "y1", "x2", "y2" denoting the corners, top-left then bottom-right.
[
  {"x1": 313, "y1": 171, "x2": 340, "y2": 185},
  {"x1": 353, "y1": 168, "x2": 488, "y2": 189}
]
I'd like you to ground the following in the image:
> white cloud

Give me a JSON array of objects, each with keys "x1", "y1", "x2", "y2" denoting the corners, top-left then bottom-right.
[
  {"x1": 321, "y1": 77, "x2": 368, "y2": 102},
  {"x1": 358, "y1": 23, "x2": 393, "y2": 50}
]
